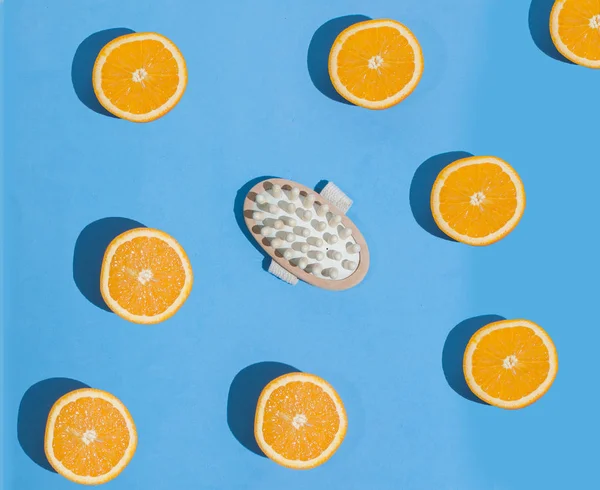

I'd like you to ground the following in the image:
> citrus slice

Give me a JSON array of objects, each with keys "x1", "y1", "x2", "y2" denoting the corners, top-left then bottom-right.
[
  {"x1": 45, "y1": 388, "x2": 137, "y2": 485},
  {"x1": 430, "y1": 155, "x2": 526, "y2": 246},
  {"x1": 255, "y1": 372, "x2": 347, "y2": 469},
  {"x1": 93, "y1": 32, "x2": 187, "y2": 122},
  {"x1": 550, "y1": 0, "x2": 600, "y2": 68},
  {"x1": 464, "y1": 319, "x2": 558, "y2": 409},
  {"x1": 328, "y1": 19, "x2": 424, "y2": 109},
  {"x1": 100, "y1": 228, "x2": 193, "y2": 324}
]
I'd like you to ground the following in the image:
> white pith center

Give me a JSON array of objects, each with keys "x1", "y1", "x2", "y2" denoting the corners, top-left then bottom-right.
[
  {"x1": 590, "y1": 14, "x2": 600, "y2": 29},
  {"x1": 137, "y1": 269, "x2": 153, "y2": 285},
  {"x1": 368, "y1": 55, "x2": 384, "y2": 70},
  {"x1": 503, "y1": 355, "x2": 518, "y2": 370},
  {"x1": 81, "y1": 429, "x2": 98, "y2": 445},
  {"x1": 132, "y1": 67, "x2": 148, "y2": 83},
  {"x1": 292, "y1": 414, "x2": 308, "y2": 429},
  {"x1": 470, "y1": 191, "x2": 486, "y2": 206}
]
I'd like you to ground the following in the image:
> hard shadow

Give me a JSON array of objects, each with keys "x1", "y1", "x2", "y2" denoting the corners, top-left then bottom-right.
[
  {"x1": 227, "y1": 362, "x2": 300, "y2": 456},
  {"x1": 234, "y1": 176, "x2": 278, "y2": 273},
  {"x1": 72, "y1": 28, "x2": 135, "y2": 117},
  {"x1": 307, "y1": 15, "x2": 371, "y2": 104},
  {"x1": 442, "y1": 315, "x2": 505, "y2": 404},
  {"x1": 409, "y1": 151, "x2": 473, "y2": 241},
  {"x1": 529, "y1": 0, "x2": 573, "y2": 64},
  {"x1": 73, "y1": 217, "x2": 145, "y2": 311},
  {"x1": 18, "y1": 377, "x2": 90, "y2": 471}
]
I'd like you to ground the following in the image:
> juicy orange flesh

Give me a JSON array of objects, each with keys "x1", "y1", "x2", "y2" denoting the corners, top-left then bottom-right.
[
  {"x1": 439, "y1": 163, "x2": 518, "y2": 238},
  {"x1": 471, "y1": 327, "x2": 551, "y2": 401},
  {"x1": 52, "y1": 397, "x2": 130, "y2": 477},
  {"x1": 108, "y1": 236, "x2": 185, "y2": 316},
  {"x1": 336, "y1": 26, "x2": 416, "y2": 101},
  {"x1": 100, "y1": 39, "x2": 179, "y2": 115},
  {"x1": 262, "y1": 381, "x2": 340, "y2": 461},
  {"x1": 557, "y1": 0, "x2": 600, "y2": 60}
]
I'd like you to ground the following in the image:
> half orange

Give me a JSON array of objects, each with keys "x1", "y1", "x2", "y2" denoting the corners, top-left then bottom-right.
[
  {"x1": 255, "y1": 372, "x2": 347, "y2": 469},
  {"x1": 100, "y1": 228, "x2": 193, "y2": 324},
  {"x1": 464, "y1": 319, "x2": 558, "y2": 409},
  {"x1": 430, "y1": 155, "x2": 525, "y2": 245},
  {"x1": 328, "y1": 19, "x2": 424, "y2": 109},
  {"x1": 550, "y1": 0, "x2": 600, "y2": 68},
  {"x1": 45, "y1": 388, "x2": 137, "y2": 485},
  {"x1": 93, "y1": 32, "x2": 187, "y2": 122}
]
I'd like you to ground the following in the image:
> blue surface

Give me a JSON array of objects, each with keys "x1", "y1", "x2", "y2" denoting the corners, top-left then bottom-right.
[{"x1": 2, "y1": 0, "x2": 599, "y2": 488}]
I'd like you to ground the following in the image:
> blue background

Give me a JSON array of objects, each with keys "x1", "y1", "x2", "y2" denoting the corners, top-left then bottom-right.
[{"x1": 2, "y1": 0, "x2": 599, "y2": 488}]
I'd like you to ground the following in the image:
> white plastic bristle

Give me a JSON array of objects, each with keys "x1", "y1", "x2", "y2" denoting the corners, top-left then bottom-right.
[
  {"x1": 309, "y1": 263, "x2": 323, "y2": 275},
  {"x1": 294, "y1": 226, "x2": 310, "y2": 238},
  {"x1": 292, "y1": 242, "x2": 309, "y2": 253},
  {"x1": 271, "y1": 237, "x2": 284, "y2": 248},
  {"x1": 303, "y1": 194, "x2": 316, "y2": 208},
  {"x1": 307, "y1": 237, "x2": 323, "y2": 247},
  {"x1": 324, "y1": 267, "x2": 339, "y2": 279},
  {"x1": 329, "y1": 214, "x2": 342, "y2": 227},
  {"x1": 342, "y1": 260, "x2": 357, "y2": 271},
  {"x1": 339, "y1": 227, "x2": 352, "y2": 239},
  {"x1": 347, "y1": 243, "x2": 361, "y2": 254},
  {"x1": 255, "y1": 193, "x2": 267, "y2": 205},
  {"x1": 281, "y1": 249, "x2": 294, "y2": 260},
  {"x1": 260, "y1": 226, "x2": 274, "y2": 236},
  {"x1": 312, "y1": 220, "x2": 327, "y2": 232},
  {"x1": 280, "y1": 216, "x2": 297, "y2": 227},
  {"x1": 284, "y1": 232, "x2": 295, "y2": 243},
  {"x1": 327, "y1": 250, "x2": 342, "y2": 261},
  {"x1": 316, "y1": 203, "x2": 330, "y2": 217},
  {"x1": 264, "y1": 218, "x2": 284, "y2": 229},
  {"x1": 294, "y1": 257, "x2": 308, "y2": 270},
  {"x1": 288, "y1": 187, "x2": 300, "y2": 201},
  {"x1": 270, "y1": 184, "x2": 282, "y2": 198},
  {"x1": 324, "y1": 233, "x2": 339, "y2": 245},
  {"x1": 260, "y1": 203, "x2": 278, "y2": 214},
  {"x1": 299, "y1": 209, "x2": 312, "y2": 221},
  {"x1": 252, "y1": 211, "x2": 265, "y2": 221},
  {"x1": 279, "y1": 201, "x2": 296, "y2": 214},
  {"x1": 308, "y1": 250, "x2": 324, "y2": 261}
]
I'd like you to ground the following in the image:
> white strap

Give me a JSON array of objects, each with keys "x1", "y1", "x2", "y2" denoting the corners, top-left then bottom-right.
[
  {"x1": 320, "y1": 182, "x2": 352, "y2": 214},
  {"x1": 268, "y1": 260, "x2": 298, "y2": 285}
]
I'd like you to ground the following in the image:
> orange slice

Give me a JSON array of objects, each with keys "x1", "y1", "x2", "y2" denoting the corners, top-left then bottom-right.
[
  {"x1": 328, "y1": 19, "x2": 424, "y2": 109},
  {"x1": 100, "y1": 228, "x2": 193, "y2": 324},
  {"x1": 93, "y1": 32, "x2": 187, "y2": 122},
  {"x1": 255, "y1": 373, "x2": 347, "y2": 469},
  {"x1": 430, "y1": 156, "x2": 526, "y2": 246},
  {"x1": 550, "y1": 0, "x2": 600, "y2": 68},
  {"x1": 464, "y1": 319, "x2": 558, "y2": 409},
  {"x1": 45, "y1": 388, "x2": 137, "y2": 485}
]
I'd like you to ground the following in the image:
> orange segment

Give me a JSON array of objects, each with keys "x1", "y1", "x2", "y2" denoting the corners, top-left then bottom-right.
[
  {"x1": 45, "y1": 388, "x2": 137, "y2": 485},
  {"x1": 430, "y1": 156, "x2": 526, "y2": 245},
  {"x1": 100, "y1": 228, "x2": 193, "y2": 324},
  {"x1": 255, "y1": 373, "x2": 347, "y2": 469},
  {"x1": 328, "y1": 19, "x2": 423, "y2": 109},
  {"x1": 550, "y1": 0, "x2": 600, "y2": 68},
  {"x1": 463, "y1": 319, "x2": 558, "y2": 409},
  {"x1": 93, "y1": 32, "x2": 187, "y2": 122}
]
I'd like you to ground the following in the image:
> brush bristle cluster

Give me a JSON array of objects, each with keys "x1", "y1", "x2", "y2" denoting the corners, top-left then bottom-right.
[{"x1": 251, "y1": 183, "x2": 360, "y2": 281}]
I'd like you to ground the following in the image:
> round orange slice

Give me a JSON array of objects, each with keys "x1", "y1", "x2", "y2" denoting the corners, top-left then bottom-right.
[
  {"x1": 464, "y1": 319, "x2": 558, "y2": 409},
  {"x1": 430, "y1": 155, "x2": 526, "y2": 246},
  {"x1": 45, "y1": 388, "x2": 137, "y2": 485},
  {"x1": 93, "y1": 32, "x2": 187, "y2": 122},
  {"x1": 255, "y1": 372, "x2": 347, "y2": 469},
  {"x1": 100, "y1": 228, "x2": 193, "y2": 324},
  {"x1": 328, "y1": 19, "x2": 424, "y2": 109},
  {"x1": 550, "y1": 0, "x2": 600, "y2": 68}
]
